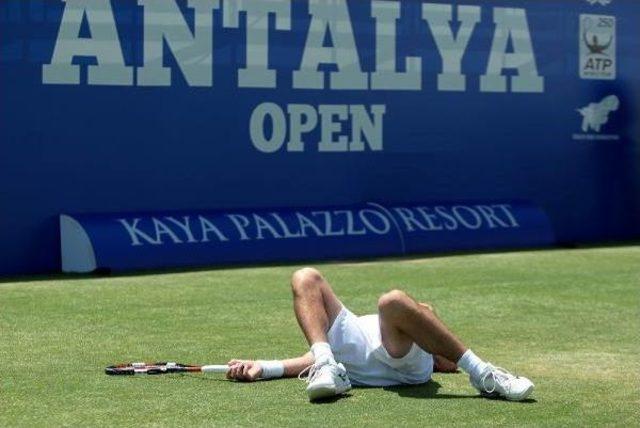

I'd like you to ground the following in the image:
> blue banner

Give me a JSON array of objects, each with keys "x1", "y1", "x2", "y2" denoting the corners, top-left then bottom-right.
[
  {"x1": 61, "y1": 201, "x2": 553, "y2": 272},
  {"x1": 1, "y1": 0, "x2": 638, "y2": 275}
]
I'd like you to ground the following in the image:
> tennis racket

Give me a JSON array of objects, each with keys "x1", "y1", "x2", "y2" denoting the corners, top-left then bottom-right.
[{"x1": 105, "y1": 362, "x2": 228, "y2": 376}]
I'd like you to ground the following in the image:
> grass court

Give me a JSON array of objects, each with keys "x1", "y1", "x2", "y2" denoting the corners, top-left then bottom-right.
[{"x1": 1, "y1": 246, "x2": 638, "y2": 427}]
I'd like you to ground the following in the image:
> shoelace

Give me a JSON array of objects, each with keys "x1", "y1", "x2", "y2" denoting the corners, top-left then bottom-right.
[
  {"x1": 480, "y1": 366, "x2": 515, "y2": 394},
  {"x1": 297, "y1": 363, "x2": 316, "y2": 383},
  {"x1": 298, "y1": 362, "x2": 332, "y2": 384}
]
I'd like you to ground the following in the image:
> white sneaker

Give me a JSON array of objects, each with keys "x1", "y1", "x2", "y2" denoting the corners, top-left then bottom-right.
[
  {"x1": 299, "y1": 359, "x2": 351, "y2": 401},
  {"x1": 470, "y1": 364, "x2": 534, "y2": 401}
]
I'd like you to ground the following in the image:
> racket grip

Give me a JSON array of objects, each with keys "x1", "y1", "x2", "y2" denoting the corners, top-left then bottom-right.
[{"x1": 201, "y1": 365, "x2": 229, "y2": 373}]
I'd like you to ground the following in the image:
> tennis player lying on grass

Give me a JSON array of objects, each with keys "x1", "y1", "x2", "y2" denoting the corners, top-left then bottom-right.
[{"x1": 227, "y1": 268, "x2": 534, "y2": 402}]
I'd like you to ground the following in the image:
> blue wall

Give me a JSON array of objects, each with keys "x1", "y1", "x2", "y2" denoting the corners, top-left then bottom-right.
[{"x1": 1, "y1": 0, "x2": 639, "y2": 275}]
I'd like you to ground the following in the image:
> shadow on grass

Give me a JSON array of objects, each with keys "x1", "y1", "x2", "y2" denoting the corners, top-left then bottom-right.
[
  {"x1": 383, "y1": 381, "x2": 537, "y2": 403},
  {"x1": 175, "y1": 374, "x2": 281, "y2": 383},
  {"x1": 173, "y1": 374, "x2": 354, "y2": 403},
  {"x1": 109, "y1": 375, "x2": 535, "y2": 404},
  {"x1": 180, "y1": 374, "x2": 230, "y2": 383},
  {"x1": 382, "y1": 381, "x2": 477, "y2": 400},
  {"x1": 179, "y1": 374, "x2": 354, "y2": 404},
  {"x1": 103, "y1": 373, "x2": 230, "y2": 383},
  {"x1": 310, "y1": 393, "x2": 353, "y2": 404}
]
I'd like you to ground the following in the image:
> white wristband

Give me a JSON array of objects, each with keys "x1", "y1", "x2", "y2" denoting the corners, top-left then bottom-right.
[{"x1": 257, "y1": 360, "x2": 285, "y2": 379}]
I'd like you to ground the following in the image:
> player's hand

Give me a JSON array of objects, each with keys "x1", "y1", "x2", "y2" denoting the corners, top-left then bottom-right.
[
  {"x1": 226, "y1": 359, "x2": 263, "y2": 382},
  {"x1": 433, "y1": 355, "x2": 458, "y2": 373}
]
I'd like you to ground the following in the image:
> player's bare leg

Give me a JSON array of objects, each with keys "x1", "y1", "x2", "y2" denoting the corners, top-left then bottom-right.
[
  {"x1": 378, "y1": 290, "x2": 466, "y2": 362},
  {"x1": 290, "y1": 268, "x2": 351, "y2": 400},
  {"x1": 378, "y1": 289, "x2": 534, "y2": 401},
  {"x1": 291, "y1": 267, "x2": 343, "y2": 345},
  {"x1": 418, "y1": 303, "x2": 459, "y2": 373}
]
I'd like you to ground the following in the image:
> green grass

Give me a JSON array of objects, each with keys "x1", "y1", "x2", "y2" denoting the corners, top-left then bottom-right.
[{"x1": 1, "y1": 246, "x2": 639, "y2": 427}]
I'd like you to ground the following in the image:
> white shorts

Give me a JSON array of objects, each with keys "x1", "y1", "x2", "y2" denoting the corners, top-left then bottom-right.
[{"x1": 327, "y1": 307, "x2": 433, "y2": 387}]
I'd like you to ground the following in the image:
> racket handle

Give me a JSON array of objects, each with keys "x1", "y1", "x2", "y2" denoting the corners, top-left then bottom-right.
[{"x1": 201, "y1": 365, "x2": 229, "y2": 373}]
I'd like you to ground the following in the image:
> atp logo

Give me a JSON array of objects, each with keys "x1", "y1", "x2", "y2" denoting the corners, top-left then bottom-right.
[
  {"x1": 583, "y1": 31, "x2": 613, "y2": 56},
  {"x1": 585, "y1": 0, "x2": 612, "y2": 5},
  {"x1": 577, "y1": 95, "x2": 619, "y2": 133},
  {"x1": 579, "y1": 15, "x2": 616, "y2": 80}
]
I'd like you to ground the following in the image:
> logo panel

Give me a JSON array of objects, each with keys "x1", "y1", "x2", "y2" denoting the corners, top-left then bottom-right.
[
  {"x1": 585, "y1": 0, "x2": 612, "y2": 5},
  {"x1": 572, "y1": 95, "x2": 620, "y2": 141},
  {"x1": 580, "y1": 14, "x2": 616, "y2": 80}
]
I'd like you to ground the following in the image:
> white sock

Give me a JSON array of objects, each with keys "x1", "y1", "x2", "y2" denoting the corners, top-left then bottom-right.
[
  {"x1": 310, "y1": 342, "x2": 335, "y2": 365},
  {"x1": 457, "y1": 349, "x2": 489, "y2": 380}
]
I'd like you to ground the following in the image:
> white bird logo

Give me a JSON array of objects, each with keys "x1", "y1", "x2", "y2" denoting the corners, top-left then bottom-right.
[{"x1": 577, "y1": 95, "x2": 620, "y2": 133}]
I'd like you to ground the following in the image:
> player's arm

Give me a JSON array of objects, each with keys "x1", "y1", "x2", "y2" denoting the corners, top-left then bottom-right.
[
  {"x1": 281, "y1": 352, "x2": 315, "y2": 377},
  {"x1": 226, "y1": 352, "x2": 314, "y2": 382}
]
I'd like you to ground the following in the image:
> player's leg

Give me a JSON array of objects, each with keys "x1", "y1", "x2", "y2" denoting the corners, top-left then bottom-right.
[
  {"x1": 290, "y1": 267, "x2": 343, "y2": 345},
  {"x1": 290, "y1": 267, "x2": 351, "y2": 400},
  {"x1": 378, "y1": 289, "x2": 534, "y2": 401},
  {"x1": 418, "y1": 303, "x2": 459, "y2": 373},
  {"x1": 378, "y1": 290, "x2": 466, "y2": 363}
]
